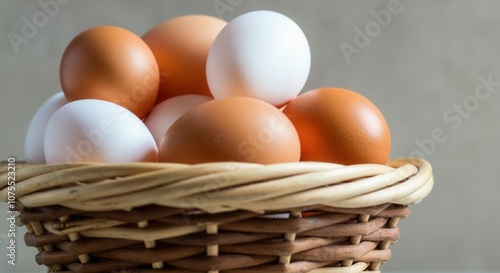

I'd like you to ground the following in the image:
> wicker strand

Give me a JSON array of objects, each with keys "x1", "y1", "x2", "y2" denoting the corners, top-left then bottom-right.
[
  {"x1": 279, "y1": 210, "x2": 301, "y2": 264},
  {"x1": 59, "y1": 216, "x2": 91, "y2": 265},
  {"x1": 207, "y1": 224, "x2": 219, "y2": 273},
  {"x1": 369, "y1": 217, "x2": 400, "y2": 271},
  {"x1": 139, "y1": 220, "x2": 164, "y2": 269},
  {"x1": 342, "y1": 214, "x2": 370, "y2": 267},
  {"x1": 309, "y1": 261, "x2": 370, "y2": 273},
  {"x1": 29, "y1": 220, "x2": 63, "y2": 271}
]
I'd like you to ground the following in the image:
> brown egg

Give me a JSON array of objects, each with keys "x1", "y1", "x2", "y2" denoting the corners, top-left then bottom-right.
[
  {"x1": 283, "y1": 87, "x2": 391, "y2": 165},
  {"x1": 142, "y1": 15, "x2": 227, "y2": 104},
  {"x1": 159, "y1": 97, "x2": 300, "y2": 164},
  {"x1": 60, "y1": 26, "x2": 159, "y2": 118}
]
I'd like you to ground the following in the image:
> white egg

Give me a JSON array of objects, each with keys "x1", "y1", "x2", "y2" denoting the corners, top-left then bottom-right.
[
  {"x1": 24, "y1": 91, "x2": 67, "y2": 163},
  {"x1": 44, "y1": 99, "x2": 158, "y2": 163},
  {"x1": 144, "y1": 95, "x2": 212, "y2": 146},
  {"x1": 206, "y1": 10, "x2": 311, "y2": 107}
]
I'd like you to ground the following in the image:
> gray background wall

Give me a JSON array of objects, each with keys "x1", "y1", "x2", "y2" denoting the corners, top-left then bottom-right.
[{"x1": 1, "y1": 0, "x2": 499, "y2": 272}]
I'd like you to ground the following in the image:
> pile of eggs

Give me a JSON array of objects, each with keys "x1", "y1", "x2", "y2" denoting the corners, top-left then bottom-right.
[{"x1": 24, "y1": 10, "x2": 391, "y2": 166}]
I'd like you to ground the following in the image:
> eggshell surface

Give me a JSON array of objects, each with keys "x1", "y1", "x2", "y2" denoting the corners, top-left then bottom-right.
[
  {"x1": 159, "y1": 97, "x2": 301, "y2": 164},
  {"x1": 24, "y1": 91, "x2": 67, "y2": 163},
  {"x1": 142, "y1": 15, "x2": 227, "y2": 103},
  {"x1": 44, "y1": 99, "x2": 158, "y2": 163},
  {"x1": 283, "y1": 87, "x2": 391, "y2": 165},
  {"x1": 60, "y1": 26, "x2": 159, "y2": 118},
  {"x1": 144, "y1": 94, "x2": 212, "y2": 146},
  {"x1": 206, "y1": 10, "x2": 311, "y2": 107}
]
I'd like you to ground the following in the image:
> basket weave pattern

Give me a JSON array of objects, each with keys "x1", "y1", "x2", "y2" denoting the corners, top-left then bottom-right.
[{"x1": 0, "y1": 158, "x2": 433, "y2": 273}]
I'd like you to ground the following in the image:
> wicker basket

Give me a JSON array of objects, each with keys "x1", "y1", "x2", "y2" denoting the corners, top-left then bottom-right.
[{"x1": 0, "y1": 157, "x2": 433, "y2": 273}]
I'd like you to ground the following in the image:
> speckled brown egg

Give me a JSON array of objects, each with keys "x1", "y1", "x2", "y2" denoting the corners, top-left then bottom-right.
[
  {"x1": 283, "y1": 87, "x2": 391, "y2": 165},
  {"x1": 60, "y1": 26, "x2": 159, "y2": 118},
  {"x1": 159, "y1": 97, "x2": 301, "y2": 164}
]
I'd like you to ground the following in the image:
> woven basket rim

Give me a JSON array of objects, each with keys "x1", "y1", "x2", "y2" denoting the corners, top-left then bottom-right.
[
  {"x1": 0, "y1": 157, "x2": 433, "y2": 213},
  {"x1": 3, "y1": 158, "x2": 433, "y2": 273}
]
